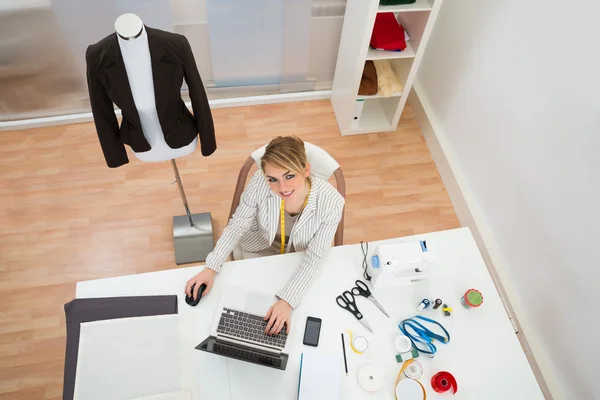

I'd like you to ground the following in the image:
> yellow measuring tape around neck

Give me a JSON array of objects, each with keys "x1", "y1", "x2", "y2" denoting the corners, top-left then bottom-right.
[{"x1": 280, "y1": 188, "x2": 310, "y2": 254}]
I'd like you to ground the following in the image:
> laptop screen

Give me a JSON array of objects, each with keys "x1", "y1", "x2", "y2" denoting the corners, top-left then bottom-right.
[{"x1": 196, "y1": 336, "x2": 288, "y2": 371}]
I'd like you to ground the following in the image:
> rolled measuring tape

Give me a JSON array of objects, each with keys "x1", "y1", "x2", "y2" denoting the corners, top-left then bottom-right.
[
  {"x1": 461, "y1": 289, "x2": 483, "y2": 309},
  {"x1": 431, "y1": 371, "x2": 458, "y2": 394},
  {"x1": 358, "y1": 364, "x2": 385, "y2": 392},
  {"x1": 347, "y1": 329, "x2": 369, "y2": 353},
  {"x1": 403, "y1": 360, "x2": 423, "y2": 380},
  {"x1": 395, "y1": 379, "x2": 426, "y2": 400},
  {"x1": 394, "y1": 359, "x2": 426, "y2": 400}
]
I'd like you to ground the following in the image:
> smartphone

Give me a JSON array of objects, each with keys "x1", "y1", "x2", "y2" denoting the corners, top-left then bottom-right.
[{"x1": 302, "y1": 316, "x2": 322, "y2": 347}]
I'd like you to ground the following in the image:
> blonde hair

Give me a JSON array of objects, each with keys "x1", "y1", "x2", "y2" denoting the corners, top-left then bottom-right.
[{"x1": 260, "y1": 136, "x2": 309, "y2": 177}]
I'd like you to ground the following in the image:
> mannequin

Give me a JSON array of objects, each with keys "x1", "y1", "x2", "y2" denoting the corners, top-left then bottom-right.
[
  {"x1": 86, "y1": 16, "x2": 216, "y2": 263},
  {"x1": 115, "y1": 13, "x2": 198, "y2": 162}
]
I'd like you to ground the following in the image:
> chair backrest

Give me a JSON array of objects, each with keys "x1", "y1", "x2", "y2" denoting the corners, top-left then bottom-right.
[
  {"x1": 229, "y1": 142, "x2": 346, "y2": 246},
  {"x1": 250, "y1": 142, "x2": 340, "y2": 181}
]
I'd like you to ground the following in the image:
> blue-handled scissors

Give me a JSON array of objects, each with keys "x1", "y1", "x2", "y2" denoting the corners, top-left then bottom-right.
[
  {"x1": 336, "y1": 290, "x2": 373, "y2": 333},
  {"x1": 351, "y1": 280, "x2": 390, "y2": 318}
]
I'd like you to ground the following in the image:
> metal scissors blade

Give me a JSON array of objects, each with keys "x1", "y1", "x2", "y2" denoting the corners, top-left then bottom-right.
[
  {"x1": 359, "y1": 318, "x2": 373, "y2": 333},
  {"x1": 370, "y1": 297, "x2": 390, "y2": 318}
]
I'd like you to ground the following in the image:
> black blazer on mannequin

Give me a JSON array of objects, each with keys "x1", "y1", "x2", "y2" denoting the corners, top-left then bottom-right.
[{"x1": 86, "y1": 26, "x2": 216, "y2": 168}]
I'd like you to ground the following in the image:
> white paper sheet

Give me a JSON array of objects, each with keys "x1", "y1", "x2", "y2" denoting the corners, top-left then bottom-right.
[
  {"x1": 298, "y1": 352, "x2": 340, "y2": 400},
  {"x1": 75, "y1": 315, "x2": 194, "y2": 400}
]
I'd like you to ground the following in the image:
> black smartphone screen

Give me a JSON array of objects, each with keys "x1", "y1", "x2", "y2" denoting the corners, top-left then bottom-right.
[{"x1": 303, "y1": 317, "x2": 322, "y2": 347}]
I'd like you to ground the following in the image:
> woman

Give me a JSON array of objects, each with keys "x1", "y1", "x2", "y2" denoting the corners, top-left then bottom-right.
[{"x1": 185, "y1": 136, "x2": 344, "y2": 336}]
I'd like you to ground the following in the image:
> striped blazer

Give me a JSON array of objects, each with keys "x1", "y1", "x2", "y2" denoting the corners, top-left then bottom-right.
[{"x1": 205, "y1": 170, "x2": 345, "y2": 308}]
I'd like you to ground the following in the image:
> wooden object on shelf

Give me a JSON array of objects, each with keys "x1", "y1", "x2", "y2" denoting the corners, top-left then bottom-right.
[
  {"x1": 331, "y1": 0, "x2": 443, "y2": 136},
  {"x1": 358, "y1": 61, "x2": 379, "y2": 96}
]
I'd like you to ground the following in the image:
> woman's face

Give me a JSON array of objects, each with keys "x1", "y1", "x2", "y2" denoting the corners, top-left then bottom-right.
[{"x1": 263, "y1": 163, "x2": 310, "y2": 202}]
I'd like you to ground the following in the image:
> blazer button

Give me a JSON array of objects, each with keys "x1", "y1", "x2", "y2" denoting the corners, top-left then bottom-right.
[
  {"x1": 176, "y1": 117, "x2": 182, "y2": 125},
  {"x1": 165, "y1": 132, "x2": 171, "y2": 138}
]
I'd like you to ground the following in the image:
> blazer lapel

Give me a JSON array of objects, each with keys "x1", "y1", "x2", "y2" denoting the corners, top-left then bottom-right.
[
  {"x1": 147, "y1": 27, "x2": 176, "y2": 124},
  {"x1": 104, "y1": 35, "x2": 139, "y2": 124},
  {"x1": 290, "y1": 186, "x2": 317, "y2": 239},
  {"x1": 267, "y1": 192, "x2": 280, "y2": 243}
]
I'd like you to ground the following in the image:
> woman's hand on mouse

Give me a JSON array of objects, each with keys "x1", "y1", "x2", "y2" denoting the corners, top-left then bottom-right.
[
  {"x1": 264, "y1": 299, "x2": 292, "y2": 336},
  {"x1": 185, "y1": 268, "x2": 216, "y2": 299}
]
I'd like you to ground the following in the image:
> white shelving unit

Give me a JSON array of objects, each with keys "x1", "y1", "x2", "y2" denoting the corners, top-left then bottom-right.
[
  {"x1": 366, "y1": 42, "x2": 416, "y2": 60},
  {"x1": 331, "y1": 0, "x2": 443, "y2": 135}
]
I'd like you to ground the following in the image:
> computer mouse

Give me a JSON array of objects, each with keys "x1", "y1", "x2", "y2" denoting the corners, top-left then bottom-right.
[{"x1": 185, "y1": 283, "x2": 207, "y2": 306}]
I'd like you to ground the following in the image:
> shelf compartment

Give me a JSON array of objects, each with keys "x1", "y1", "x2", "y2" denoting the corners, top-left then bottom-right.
[
  {"x1": 351, "y1": 97, "x2": 400, "y2": 133},
  {"x1": 357, "y1": 58, "x2": 412, "y2": 99},
  {"x1": 366, "y1": 41, "x2": 415, "y2": 60},
  {"x1": 378, "y1": 0, "x2": 432, "y2": 13}
]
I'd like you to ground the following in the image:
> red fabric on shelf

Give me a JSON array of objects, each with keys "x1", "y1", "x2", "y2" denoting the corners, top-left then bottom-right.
[{"x1": 371, "y1": 13, "x2": 406, "y2": 51}]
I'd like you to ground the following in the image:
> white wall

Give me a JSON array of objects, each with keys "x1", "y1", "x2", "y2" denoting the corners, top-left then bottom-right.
[{"x1": 414, "y1": 0, "x2": 600, "y2": 398}]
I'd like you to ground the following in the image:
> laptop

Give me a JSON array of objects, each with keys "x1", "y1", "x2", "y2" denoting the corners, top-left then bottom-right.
[{"x1": 195, "y1": 287, "x2": 290, "y2": 370}]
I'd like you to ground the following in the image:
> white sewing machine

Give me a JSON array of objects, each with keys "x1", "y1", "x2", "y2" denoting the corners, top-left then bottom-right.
[{"x1": 368, "y1": 240, "x2": 435, "y2": 289}]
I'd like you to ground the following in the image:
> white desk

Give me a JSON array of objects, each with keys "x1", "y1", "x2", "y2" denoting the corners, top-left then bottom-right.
[{"x1": 76, "y1": 228, "x2": 543, "y2": 399}]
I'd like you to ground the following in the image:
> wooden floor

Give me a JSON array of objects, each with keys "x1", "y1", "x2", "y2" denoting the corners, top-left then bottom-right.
[{"x1": 0, "y1": 100, "x2": 460, "y2": 399}]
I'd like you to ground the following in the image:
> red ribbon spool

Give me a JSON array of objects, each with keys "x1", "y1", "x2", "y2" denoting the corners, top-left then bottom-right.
[{"x1": 431, "y1": 371, "x2": 458, "y2": 394}]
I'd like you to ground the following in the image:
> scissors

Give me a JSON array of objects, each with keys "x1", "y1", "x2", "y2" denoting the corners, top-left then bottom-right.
[
  {"x1": 336, "y1": 291, "x2": 373, "y2": 333},
  {"x1": 351, "y1": 280, "x2": 390, "y2": 318}
]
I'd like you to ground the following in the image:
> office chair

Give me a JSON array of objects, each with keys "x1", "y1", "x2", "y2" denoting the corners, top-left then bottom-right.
[{"x1": 229, "y1": 142, "x2": 346, "y2": 261}]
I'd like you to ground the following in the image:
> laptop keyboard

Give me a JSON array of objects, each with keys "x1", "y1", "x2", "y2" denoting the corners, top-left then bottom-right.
[
  {"x1": 217, "y1": 307, "x2": 288, "y2": 348},
  {"x1": 213, "y1": 342, "x2": 282, "y2": 368}
]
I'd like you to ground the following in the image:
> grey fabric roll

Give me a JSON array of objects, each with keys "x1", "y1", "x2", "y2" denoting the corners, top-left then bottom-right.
[{"x1": 62, "y1": 296, "x2": 178, "y2": 400}]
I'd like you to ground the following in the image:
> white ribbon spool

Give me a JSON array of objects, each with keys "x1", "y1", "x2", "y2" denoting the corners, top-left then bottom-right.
[{"x1": 358, "y1": 364, "x2": 384, "y2": 392}]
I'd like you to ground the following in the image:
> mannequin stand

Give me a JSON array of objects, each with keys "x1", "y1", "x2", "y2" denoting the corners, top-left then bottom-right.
[{"x1": 171, "y1": 160, "x2": 214, "y2": 264}]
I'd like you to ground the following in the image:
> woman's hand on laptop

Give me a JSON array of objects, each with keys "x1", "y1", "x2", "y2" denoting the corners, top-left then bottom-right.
[
  {"x1": 185, "y1": 268, "x2": 216, "y2": 300},
  {"x1": 264, "y1": 299, "x2": 292, "y2": 336}
]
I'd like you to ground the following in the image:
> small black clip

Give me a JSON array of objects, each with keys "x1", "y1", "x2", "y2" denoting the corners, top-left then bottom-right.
[{"x1": 442, "y1": 304, "x2": 452, "y2": 317}]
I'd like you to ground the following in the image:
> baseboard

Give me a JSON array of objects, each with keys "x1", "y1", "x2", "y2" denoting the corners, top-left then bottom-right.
[
  {"x1": 0, "y1": 90, "x2": 331, "y2": 131},
  {"x1": 408, "y1": 84, "x2": 555, "y2": 400}
]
